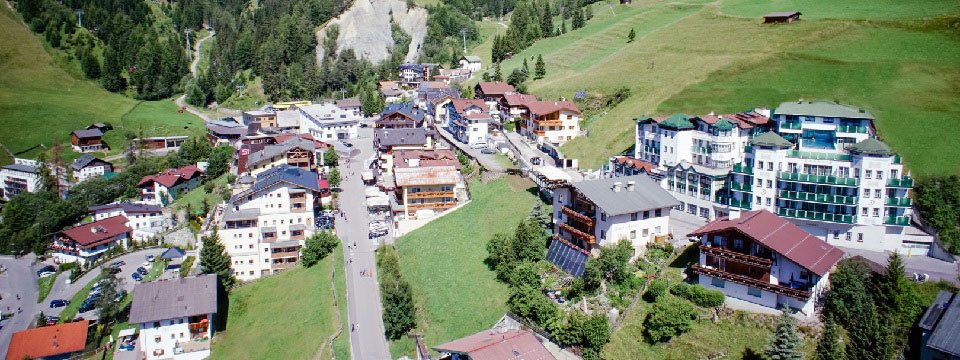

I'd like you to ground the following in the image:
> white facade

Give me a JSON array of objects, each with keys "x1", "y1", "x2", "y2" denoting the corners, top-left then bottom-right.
[
  {"x1": 525, "y1": 108, "x2": 581, "y2": 145},
  {"x1": 92, "y1": 207, "x2": 167, "y2": 241},
  {"x1": 74, "y1": 163, "x2": 110, "y2": 182},
  {"x1": 459, "y1": 57, "x2": 482, "y2": 73},
  {"x1": 51, "y1": 233, "x2": 129, "y2": 265},
  {"x1": 298, "y1": 103, "x2": 360, "y2": 141},
  {"x1": 137, "y1": 313, "x2": 213, "y2": 360},
  {"x1": 0, "y1": 158, "x2": 41, "y2": 201}
]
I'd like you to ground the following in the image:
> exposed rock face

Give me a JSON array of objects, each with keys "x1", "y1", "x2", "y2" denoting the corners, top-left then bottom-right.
[{"x1": 316, "y1": 0, "x2": 427, "y2": 64}]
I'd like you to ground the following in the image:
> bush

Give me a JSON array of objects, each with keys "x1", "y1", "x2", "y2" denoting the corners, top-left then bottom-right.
[
  {"x1": 670, "y1": 282, "x2": 725, "y2": 308},
  {"x1": 302, "y1": 232, "x2": 339, "y2": 267},
  {"x1": 644, "y1": 279, "x2": 668, "y2": 302},
  {"x1": 58, "y1": 262, "x2": 79, "y2": 272},
  {"x1": 180, "y1": 256, "x2": 195, "y2": 278},
  {"x1": 644, "y1": 296, "x2": 697, "y2": 342}
]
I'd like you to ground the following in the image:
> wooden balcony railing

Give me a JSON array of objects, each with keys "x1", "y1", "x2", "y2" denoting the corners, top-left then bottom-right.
[
  {"x1": 407, "y1": 191, "x2": 453, "y2": 199},
  {"x1": 699, "y1": 245, "x2": 772, "y2": 269},
  {"x1": 690, "y1": 264, "x2": 811, "y2": 300},
  {"x1": 534, "y1": 130, "x2": 545, "y2": 136},
  {"x1": 561, "y1": 206, "x2": 594, "y2": 226},
  {"x1": 534, "y1": 119, "x2": 562, "y2": 127},
  {"x1": 559, "y1": 222, "x2": 596, "y2": 245},
  {"x1": 271, "y1": 261, "x2": 298, "y2": 270},
  {"x1": 270, "y1": 250, "x2": 300, "y2": 259}
]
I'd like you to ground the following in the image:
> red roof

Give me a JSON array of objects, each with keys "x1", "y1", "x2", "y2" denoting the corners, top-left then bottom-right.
[
  {"x1": 502, "y1": 93, "x2": 538, "y2": 107},
  {"x1": 689, "y1": 210, "x2": 844, "y2": 276},
  {"x1": 7, "y1": 321, "x2": 89, "y2": 360},
  {"x1": 433, "y1": 329, "x2": 556, "y2": 360},
  {"x1": 721, "y1": 111, "x2": 770, "y2": 129},
  {"x1": 138, "y1": 165, "x2": 204, "y2": 188},
  {"x1": 476, "y1": 82, "x2": 516, "y2": 96},
  {"x1": 451, "y1": 99, "x2": 487, "y2": 114},
  {"x1": 614, "y1": 156, "x2": 655, "y2": 172},
  {"x1": 59, "y1": 215, "x2": 132, "y2": 248},
  {"x1": 524, "y1": 100, "x2": 582, "y2": 116}
]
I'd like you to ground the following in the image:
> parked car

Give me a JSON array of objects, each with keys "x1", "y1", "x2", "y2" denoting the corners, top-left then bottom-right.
[
  {"x1": 480, "y1": 148, "x2": 496, "y2": 155},
  {"x1": 146, "y1": 255, "x2": 156, "y2": 262},
  {"x1": 131, "y1": 272, "x2": 143, "y2": 282},
  {"x1": 48, "y1": 299, "x2": 69, "y2": 308},
  {"x1": 109, "y1": 261, "x2": 126, "y2": 269},
  {"x1": 79, "y1": 299, "x2": 97, "y2": 313},
  {"x1": 114, "y1": 290, "x2": 127, "y2": 303},
  {"x1": 45, "y1": 316, "x2": 60, "y2": 326},
  {"x1": 136, "y1": 267, "x2": 148, "y2": 275},
  {"x1": 36, "y1": 265, "x2": 56, "y2": 278}
]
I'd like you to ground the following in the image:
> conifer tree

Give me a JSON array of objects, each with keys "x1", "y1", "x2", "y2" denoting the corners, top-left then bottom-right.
[
  {"x1": 200, "y1": 230, "x2": 235, "y2": 290},
  {"x1": 628, "y1": 28, "x2": 636, "y2": 43},
  {"x1": 493, "y1": 62, "x2": 503, "y2": 81},
  {"x1": 535, "y1": 54, "x2": 546, "y2": 79},
  {"x1": 846, "y1": 300, "x2": 889, "y2": 360},
  {"x1": 873, "y1": 251, "x2": 921, "y2": 354},
  {"x1": 540, "y1": 2, "x2": 553, "y2": 37},
  {"x1": 816, "y1": 315, "x2": 845, "y2": 360},
  {"x1": 764, "y1": 310, "x2": 803, "y2": 360},
  {"x1": 101, "y1": 47, "x2": 126, "y2": 92}
]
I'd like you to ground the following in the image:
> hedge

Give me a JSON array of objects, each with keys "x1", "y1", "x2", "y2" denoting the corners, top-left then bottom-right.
[{"x1": 670, "y1": 282, "x2": 725, "y2": 307}]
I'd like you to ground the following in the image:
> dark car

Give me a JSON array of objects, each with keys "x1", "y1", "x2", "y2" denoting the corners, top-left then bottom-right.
[
  {"x1": 114, "y1": 290, "x2": 127, "y2": 303},
  {"x1": 79, "y1": 299, "x2": 97, "y2": 313},
  {"x1": 48, "y1": 299, "x2": 69, "y2": 308},
  {"x1": 480, "y1": 148, "x2": 496, "y2": 155},
  {"x1": 136, "y1": 267, "x2": 148, "y2": 275},
  {"x1": 108, "y1": 261, "x2": 126, "y2": 269},
  {"x1": 45, "y1": 316, "x2": 60, "y2": 326},
  {"x1": 36, "y1": 265, "x2": 56, "y2": 278},
  {"x1": 131, "y1": 272, "x2": 143, "y2": 282}
]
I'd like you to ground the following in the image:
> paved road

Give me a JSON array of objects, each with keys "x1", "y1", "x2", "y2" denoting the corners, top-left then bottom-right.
[
  {"x1": 338, "y1": 127, "x2": 391, "y2": 359},
  {"x1": 0, "y1": 254, "x2": 39, "y2": 359},
  {"x1": 434, "y1": 125, "x2": 506, "y2": 173},
  {"x1": 190, "y1": 30, "x2": 215, "y2": 77},
  {"x1": 839, "y1": 246, "x2": 959, "y2": 284}
]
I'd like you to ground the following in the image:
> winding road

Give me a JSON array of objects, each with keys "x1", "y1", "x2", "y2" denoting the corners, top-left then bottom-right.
[{"x1": 190, "y1": 30, "x2": 215, "y2": 78}]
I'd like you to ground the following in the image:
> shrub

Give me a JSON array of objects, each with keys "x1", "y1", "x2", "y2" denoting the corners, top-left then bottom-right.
[
  {"x1": 180, "y1": 256, "x2": 195, "y2": 278},
  {"x1": 644, "y1": 296, "x2": 697, "y2": 342},
  {"x1": 644, "y1": 279, "x2": 668, "y2": 302},
  {"x1": 58, "y1": 262, "x2": 79, "y2": 272},
  {"x1": 670, "y1": 282, "x2": 725, "y2": 308}
]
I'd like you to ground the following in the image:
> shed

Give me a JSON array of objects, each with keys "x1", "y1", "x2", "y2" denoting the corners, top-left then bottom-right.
[
  {"x1": 763, "y1": 12, "x2": 801, "y2": 23},
  {"x1": 160, "y1": 246, "x2": 186, "y2": 261}
]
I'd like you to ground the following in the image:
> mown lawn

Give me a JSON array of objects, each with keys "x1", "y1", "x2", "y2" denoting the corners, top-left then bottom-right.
[
  {"x1": 0, "y1": 6, "x2": 202, "y2": 164},
  {"x1": 211, "y1": 252, "x2": 340, "y2": 360},
  {"x1": 484, "y1": 0, "x2": 960, "y2": 175},
  {"x1": 36, "y1": 273, "x2": 59, "y2": 303},
  {"x1": 173, "y1": 174, "x2": 230, "y2": 213},
  {"x1": 58, "y1": 274, "x2": 103, "y2": 323},
  {"x1": 330, "y1": 246, "x2": 350, "y2": 360},
  {"x1": 390, "y1": 176, "x2": 539, "y2": 358}
]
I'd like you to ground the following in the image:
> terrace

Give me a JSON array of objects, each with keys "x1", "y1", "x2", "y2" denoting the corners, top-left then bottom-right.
[
  {"x1": 887, "y1": 176, "x2": 914, "y2": 188},
  {"x1": 884, "y1": 216, "x2": 910, "y2": 226},
  {"x1": 778, "y1": 171, "x2": 859, "y2": 187},
  {"x1": 691, "y1": 264, "x2": 811, "y2": 300},
  {"x1": 885, "y1": 197, "x2": 912, "y2": 207},
  {"x1": 561, "y1": 205, "x2": 594, "y2": 226},
  {"x1": 732, "y1": 163, "x2": 753, "y2": 175},
  {"x1": 777, "y1": 190, "x2": 857, "y2": 205},
  {"x1": 777, "y1": 208, "x2": 857, "y2": 224}
]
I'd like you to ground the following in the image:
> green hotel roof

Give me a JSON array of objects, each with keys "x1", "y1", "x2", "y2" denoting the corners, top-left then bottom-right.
[
  {"x1": 774, "y1": 101, "x2": 875, "y2": 119},
  {"x1": 846, "y1": 138, "x2": 894, "y2": 156},
  {"x1": 712, "y1": 118, "x2": 736, "y2": 130},
  {"x1": 659, "y1": 113, "x2": 695, "y2": 130},
  {"x1": 749, "y1": 131, "x2": 794, "y2": 148}
]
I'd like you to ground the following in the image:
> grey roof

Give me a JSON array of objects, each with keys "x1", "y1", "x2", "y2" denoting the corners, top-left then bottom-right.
[
  {"x1": 335, "y1": 97, "x2": 362, "y2": 108},
  {"x1": 128, "y1": 274, "x2": 218, "y2": 324},
  {"x1": 923, "y1": 291, "x2": 960, "y2": 356},
  {"x1": 221, "y1": 207, "x2": 261, "y2": 221},
  {"x1": 271, "y1": 239, "x2": 300, "y2": 248},
  {"x1": 70, "y1": 154, "x2": 112, "y2": 171},
  {"x1": 160, "y1": 247, "x2": 186, "y2": 259},
  {"x1": 669, "y1": 161, "x2": 731, "y2": 178},
  {"x1": 846, "y1": 138, "x2": 893, "y2": 156},
  {"x1": 206, "y1": 120, "x2": 247, "y2": 136},
  {"x1": 260, "y1": 226, "x2": 277, "y2": 233},
  {"x1": 375, "y1": 128, "x2": 431, "y2": 148},
  {"x1": 2, "y1": 163, "x2": 39, "y2": 174},
  {"x1": 774, "y1": 101, "x2": 874, "y2": 119},
  {"x1": 247, "y1": 138, "x2": 320, "y2": 167},
  {"x1": 462, "y1": 55, "x2": 481, "y2": 63},
  {"x1": 571, "y1": 175, "x2": 679, "y2": 216},
  {"x1": 72, "y1": 128, "x2": 103, "y2": 138},
  {"x1": 89, "y1": 201, "x2": 161, "y2": 214},
  {"x1": 380, "y1": 102, "x2": 425, "y2": 123},
  {"x1": 232, "y1": 166, "x2": 321, "y2": 203}
]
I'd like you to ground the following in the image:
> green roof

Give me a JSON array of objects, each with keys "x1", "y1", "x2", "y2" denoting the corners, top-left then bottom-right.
[
  {"x1": 659, "y1": 113, "x2": 695, "y2": 130},
  {"x1": 774, "y1": 101, "x2": 874, "y2": 119},
  {"x1": 846, "y1": 138, "x2": 893, "y2": 156},
  {"x1": 749, "y1": 131, "x2": 794, "y2": 148},
  {"x1": 713, "y1": 118, "x2": 736, "y2": 130}
]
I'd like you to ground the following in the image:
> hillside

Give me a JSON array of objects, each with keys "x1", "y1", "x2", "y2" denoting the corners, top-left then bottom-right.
[
  {"x1": 316, "y1": 0, "x2": 428, "y2": 64},
  {"x1": 487, "y1": 0, "x2": 960, "y2": 176},
  {"x1": 0, "y1": 6, "x2": 203, "y2": 163}
]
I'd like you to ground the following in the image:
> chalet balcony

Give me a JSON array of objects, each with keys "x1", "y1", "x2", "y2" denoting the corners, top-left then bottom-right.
[
  {"x1": 699, "y1": 245, "x2": 772, "y2": 269},
  {"x1": 778, "y1": 190, "x2": 857, "y2": 206},
  {"x1": 777, "y1": 171, "x2": 859, "y2": 187},
  {"x1": 836, "y1": 124, "x2": 868, "y2": 134},
  {"x1": 720, "y1": 197, "x2": 752, "y2": 210},
  {"x1": 561, "y1": 206, "x2": 594, "y2": 227},
  {"x1": 407, "y1": 202, "x2": 457, "y2": 212},
  {"x1": 559, "y1": 222, "x2": 596, "y2": 245},
  {"x1": 407, "y1": 190, "x2": 454, "y2": 199},
  {"x1": 691, "y1": 264, "x2": 811, "y2": 300},
  {"x1": 780, "y1": 121, "x2": 802, "y2": 131},
  {"x1": 291, "y1": 202, "x2": 308, "y2": 212},
  {"x1": 533, "y1": 130, "x2": 546, "y2": 136},
  {"x1": 729, "y1": 180, "x2": 752, "y2": 192},
  {"x1": 270, "y1": 250, "x2": 300, "y2": 259},
  {"x1": 534, "y1": 119, "x2": 563, "y2": 127}
]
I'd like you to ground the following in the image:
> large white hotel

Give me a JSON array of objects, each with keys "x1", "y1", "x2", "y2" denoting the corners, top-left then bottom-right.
[{"x1": 616, "y1": 100, "x2": 932, "y2": 255}]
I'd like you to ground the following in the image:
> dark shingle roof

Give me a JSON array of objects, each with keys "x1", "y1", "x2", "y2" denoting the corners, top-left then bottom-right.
[
  {"x1": 2, "y1": 163, "x2": 39, "y2": 174},
  {"x1": 70, "y1": 154, "x2": 111, "y2": 171},
  {"x1": 72, "y1": 128, "x2": 103, "y2": 138},
  {"x1": 923, "y1": 291, "x2": 960, "y2": 357},
  {"x1": 88, "y1": 202, "x2": 161, "y2": 214},
  {"x1": 380, "y1": 102, "x2": 425, "y2": 123},
  {"x1": 846, "y1": 138, "x2": 893, "y2": 156},
  {"x1": 128, "y1": 275, "x2": 218, "y2": 324},
  {"x1": 375, "y1": 128, "x2": 431, "y2": 148},
  {"x1": 571, "y1": 174, "x2": 679, "y2": 216},
  {"x1": 231, "y1": 166, "x2": 320, "y2": 203},
  {"x1": 749, "y1": 131, "x2": 794, "y2": 148}
]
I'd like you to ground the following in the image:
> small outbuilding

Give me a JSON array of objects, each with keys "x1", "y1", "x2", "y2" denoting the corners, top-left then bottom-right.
[{"x1": 763, "y1": 11, "x2": 801, "y2": 24}]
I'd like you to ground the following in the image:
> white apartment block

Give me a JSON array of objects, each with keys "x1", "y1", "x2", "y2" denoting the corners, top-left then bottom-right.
[
  {"x1": 552, "y1": 175, "x2": 678, "y2": 257},
  {"x1": 217, "y1": 166, "x2": 320, "y2": 281},
  {"x1": 447, "y1": 99, "x2": 492, "y2": 147},
  {"x1": 129, "y1": 275, "x2": 217, "y2": 360},
  {"x1": 0, "y1": 158, "x2": 41, "y2": 200},
  {"x1": 522, "y1": 101, "x2": 582, "y2": 145},
  {"x1": 626, "y1": 100, "x2": 932, "y2": 255},
  {"x1": 298, "y1": 103, "x2": 360, "y2": 141}
]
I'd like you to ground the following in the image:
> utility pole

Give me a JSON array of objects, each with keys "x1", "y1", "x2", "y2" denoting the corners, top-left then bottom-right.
[
  {"x1": 460, "y1": 28, "x2": 468, "y2": 54},
  {"x1": 75, "y1": 9, "x2": 84, "y2": 28},
  {"x1": 184, "y1": 28, "x2": 192, "y2": 60}
]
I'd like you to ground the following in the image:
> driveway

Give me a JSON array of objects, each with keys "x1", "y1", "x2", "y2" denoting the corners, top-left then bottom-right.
[
  {"x1": 434, "y1": 125, "x2": 506, "y2": 173},
  {"x1": 44, "y1": 248, "x2": 166, "y2": 319},
  {"x1": 339, "y1": 127, "x2": 392, "y2": 359},
  {"x1": 0, "y1": 254, "x2": 40, "y2": 359},
  {"x1": 838, "y1": 246, "x2": 959, "y2": 284}
]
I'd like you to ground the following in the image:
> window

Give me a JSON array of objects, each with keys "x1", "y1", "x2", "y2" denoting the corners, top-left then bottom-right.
[
  {"x1": 643, "y1": 211, "x2": 650, "y2": 219},
  {"x1": 863, "y1": 189, "x2": 870, "y2": 197},
  {"x1": 876, "y1": 171, "x2": 883, "y2": 180},
  {"x1": 891, "y1": 169, "x2": 899, "y2": 179},
  {"x1": 767, "y1": 161, "x2": 773, "y2": 170},
  {"x1": 711, "y1": 277, "x2": 725, "y2": 288},
  {"x1": 865, "y1": 170, "x2": 872, "y2": 179},
  {"x1": 631, "y1": 213, "x2": 638, "y2": 221},
  {"x1": 642, "y1": 229, "x2": 649, "y2": 237},
  {"x1": 766, "y1": 198, "x2": 772, "y2": 206},
  {"x1": 733, "y1": 239, "x2": 743, "y2": 249},
  {"x1": 756, "y1": 195, "x2": 762, "y2": 205},
  {"x1": 873, "y1": 208, "x2": 879, "y2": 217},
  {"x1": 874, "y1": 189, "x2": 882, "y2": 199},
  {"x1": 600, "y1": 230, "x2": 606, "y2": 240},
  {"x1": 748, "y1": 287, "x2": 762, "y2": 298},
  {"x1": 630, "y1": 230, "x2": 637, "y2": 239},
  {"x1": 833, "y1": 231, "x2": 840, "y2": 239},
  {"x1": 766, "y1": 180, "x2": 773, "y2": 188},
  {"x1": 155, "y1": 336, "x2": 161, "y2": 343},
  {"x1": 655, "y1": 209, "x2": 662, "y2": 217},
  {"x1": 846, "y1": 232, "x2": 852, "y2": 241},
  {"x1": 857, "y1": 233, "x2": 863, "y2": 242},
  {"x1": 655, "y1": 226, "x2": 662, "y2": 234},
  {"x1": 862, "y1": 207, "x2": 868, "y2": 216},
  {"x1": 601, "y1": 212, "x2": 607, "y2": 221}
]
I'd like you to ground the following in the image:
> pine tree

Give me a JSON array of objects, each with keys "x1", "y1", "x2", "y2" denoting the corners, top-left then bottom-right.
[
  {"x1": 493, "y1": 62, "x2": 503, "y2": 81},
  {"x1": 200, "y1": 230, "x2": 235, "y2": 290},
  {"x1": 873, "y1": 251, "x2": 921, "y2": 354},
  {"x1": 572, "y1": 7, "x2": 585, "y2": 30},
  {"x1": 764, "y1": 310, "x2": 803, "y2": 360},
  {"x1": 186, "y1": 81, "x2": 207, "y2": 107},
  {"x1": 523, "y1": 58, "x2": 530, "y2": 73},
  {"x1": 535, "y1": 54, "x2": 546, "y2": 79},
  {"x1": 101, "y1": 46, "x2": 126, "y2": 92},
  {"x1": 80, "y1": 46, "x2": 101, "y2": 79},
  {"x1": 540, "y1": 2, "x2": 553, "y2": 38},
  {"x1": 816, "y1": 315, "x2": 845, "y2": 360},
  {"x1": 628, "y1": 28, "x2": 636, "y2": 43},
  {"x1": 561, "y1": 19, "x2": 567, "y2": 34},
  {"x1": 846, "y1": 300, "x2": 889, "y2": 360}
]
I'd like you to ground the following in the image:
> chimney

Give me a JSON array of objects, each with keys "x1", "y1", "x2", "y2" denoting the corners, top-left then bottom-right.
[
  {"x1": 612, "y1": 182, "x2": 622, "y2": 192},
  {"x1": 626, "y1": 181, "x2": 636, "y2": 192}
]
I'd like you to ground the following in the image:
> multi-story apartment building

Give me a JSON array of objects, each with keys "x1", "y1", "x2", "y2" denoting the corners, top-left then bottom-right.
[
  {"x1": 129, "y1": 274, "x2": 217, "y2": 360},
  {"x1": 376, "y1": 102, "x2": 426, "y2": 129},
  {"x1": 393, "y1": 165, "x2": 466, "y2": 219},
  {"x1": 0, "y1": 158, "x2": 41, "y2": 200},
  {"x1": 218, "y1": 166, "x2": 321, "y2": 281},
  {"x1": 522, "y1": 100, "x2": 582, "y2": 145},
  {"x1": 551, "y1": 175, "x2": 678, "y2": 257},
  {"x1": 447, "y1": 99, "x2": 492, "y2": 147},
  {"x1": 689, "y1": 210, "x2": 844, "y2": 315},
  {"x1": 244, "y1": 136, "x2": 328, "y2": 177},
  {"x1": 298, "y1": 103, "x2": 361, "y2": 141}
]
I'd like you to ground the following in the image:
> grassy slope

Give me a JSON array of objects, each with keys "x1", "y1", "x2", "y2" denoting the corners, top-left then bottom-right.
[
  {"x1": 0, "y1": 6, "x2": 202, "y2": 163},
  {"x1": 488, "y1": 0, "x2": 960, "y2": 175},
  {"x1": 211, "y1": 255, "x2": 339, "y2": 360},
  {"x1": 390, "y1": 177, "x2": 539, "y2": 358}
]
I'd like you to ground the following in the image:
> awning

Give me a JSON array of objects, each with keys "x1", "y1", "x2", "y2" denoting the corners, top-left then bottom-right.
[
  {"x1": 260, "y1": 226, "x2": 277, "y2": 233},
  {"x1": 118, "y1": 328, "x2": 137, "y2": 338},
  {"x1": 271, "y1": 240, "x2": 300, "y2": 248},
  {"x1": 289, "y1": 224, "x2": 307, "y2": 231}
]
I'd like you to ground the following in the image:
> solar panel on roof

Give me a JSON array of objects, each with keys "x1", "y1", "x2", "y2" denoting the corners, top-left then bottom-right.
[{"x1": 546, "y1": 239, "x2": 589, "y2": 277}]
